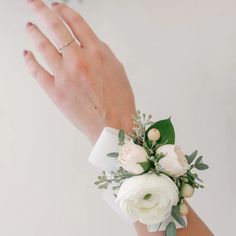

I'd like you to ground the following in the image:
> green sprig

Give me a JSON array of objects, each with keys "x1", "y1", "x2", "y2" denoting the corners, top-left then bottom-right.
[
  {"x1": 132, "y1": 110, "x2": 153, "y2": 144},
  {"x1": 182, "y1": 150, "x2": 209, "y2": 189},
  {"x1": 94, "y1": 168, "x2": 134, "y2": 191}
]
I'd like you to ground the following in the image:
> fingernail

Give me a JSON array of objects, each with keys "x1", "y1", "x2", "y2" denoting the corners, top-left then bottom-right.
[
  {"x1": 51, "y1": 2, "x2": 59, "y2": 6},
  {"x1": 23, "y1": 50, "x2": 28, "y2": 56},
  {"x1": 26, "y1": 0, "x2": 35, "y2": 3},
  {"x1": 26, "y1": 22, "x2": 33, "y2": 27}
]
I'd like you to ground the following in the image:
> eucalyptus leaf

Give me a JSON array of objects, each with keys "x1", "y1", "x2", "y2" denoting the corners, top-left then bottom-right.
[
  {"x1": 195, "y1": 163, "x2": 209, "y2": 170},
  {"x1": 186, "y1": 150, "x2": 198, "y2": 164},
  {"x1": 195, "y1": 156, "x2": 203, "y2": 164},
  {"x1": 165, "y1": 222, "x2": 176, "y2": 236},
  {"x1": 146, "y1": 118, "x2": 175, "y2": 145},
  {"x1": 107, "y1": 152, "x2": 119, "y2": 158},
  {"x1": 171, "y1": 206, "x2": 186, "y2": 227},
  {"x1": 138, "y1": 161, "x2": 152, "y2": 172},
  {"x1": 196, "y1": 176, "x2": 204, "y2": 183},
  {"x1": 118, "y1": 129, "x2": 125, "y2": 145}
]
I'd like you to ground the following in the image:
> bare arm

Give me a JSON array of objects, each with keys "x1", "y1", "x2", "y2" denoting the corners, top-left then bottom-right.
[
  {"x1": 24, "y1": 1, "x2": 213, "y2": 235},
  {"x1": 134, "y1": 202, "x2": 214, "y2": 236}
]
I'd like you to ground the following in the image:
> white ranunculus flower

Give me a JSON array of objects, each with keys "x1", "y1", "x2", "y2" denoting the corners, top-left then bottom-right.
[
  {"x1": 117, "y1": 142, "x2": 148, "y2": 174},
  {"x1": 116, "y1": 173, "x2": 179, "y2": 225},
  {"x1": 156, "y1": 145, "x2": 189, "y2": 177}
]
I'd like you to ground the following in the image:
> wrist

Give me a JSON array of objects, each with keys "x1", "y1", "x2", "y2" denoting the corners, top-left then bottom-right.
[
  {"x1": 105, "y1": 111, "x2": 135, "y2": 136},
  {"x1": 88, "y1": 110, "x2": 135, "y2": 146}
]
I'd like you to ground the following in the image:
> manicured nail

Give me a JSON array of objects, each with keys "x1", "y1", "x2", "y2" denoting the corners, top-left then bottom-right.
[
  {"x1": 51, "y1": 2, "x2": 59, "y2": 6},
  {"x1": 26, "y1": 22, "x2": 33, "y2": 27},
  {"x1": 23, "y1": 50, "x2": 28, "y2": 56}
]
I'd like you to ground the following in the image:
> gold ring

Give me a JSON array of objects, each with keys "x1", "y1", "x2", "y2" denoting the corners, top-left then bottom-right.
[{"x1": 58, "y1": 38, "x2": 75, "y2": 52}]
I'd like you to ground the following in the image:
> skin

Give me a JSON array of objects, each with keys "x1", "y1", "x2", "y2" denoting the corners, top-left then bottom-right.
[
  {"x1": 135, "y1": 201, "x2": 214, "y2": 236},
  {"x1": 23, "y1": 1, "x2": 214, "y2": 235}
]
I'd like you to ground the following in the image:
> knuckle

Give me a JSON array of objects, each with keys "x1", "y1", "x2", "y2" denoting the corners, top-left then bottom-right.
[
  {"x1": 99, "y1": 40, "x2": 112, "y2": 52},
  {"x1": 92, "y1": 46, "x2": 106, "y2": 62},
  {"x1": 69, "y1": 58, "x2": 88, "y2": 74}
]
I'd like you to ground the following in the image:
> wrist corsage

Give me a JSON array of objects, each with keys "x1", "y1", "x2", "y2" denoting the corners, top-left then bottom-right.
[{"x1": 94, "y1": 111, "x2": 209, "y2": 236}]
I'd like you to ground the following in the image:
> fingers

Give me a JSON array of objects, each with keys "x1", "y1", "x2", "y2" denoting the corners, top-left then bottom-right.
[
  {"x1": 51, "y1": 2, "x2": 99, "y2": 48},
  {"x1": 23, "y1": 50, "x2": 55, "y2": 94},
  {"x1": 26, "y1": 22, "x2": 62, "y2": 71},
  {"x1": 26, "y1": 0, "x2": 79, "y2": 55}
]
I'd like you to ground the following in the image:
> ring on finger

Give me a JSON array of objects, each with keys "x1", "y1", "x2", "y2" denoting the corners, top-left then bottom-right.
[{"x1": 58, "y1": 38, "x2": 76, "y2": 53}]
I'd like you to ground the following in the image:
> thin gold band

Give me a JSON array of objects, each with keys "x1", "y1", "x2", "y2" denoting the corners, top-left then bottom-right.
[{"x1": 58, "y1": 38, "x2": 75, "y2": 52}]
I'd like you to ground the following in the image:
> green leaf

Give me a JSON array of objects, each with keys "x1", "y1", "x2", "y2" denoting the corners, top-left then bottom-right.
[
  {"x1": 107, "y1": 152, "x2": 119, "y2": 158},
  {"x1": 171, "y1": 206, "x2": 187, "y2": 227},
  {"x1": 186, "y1": 150, "x2": 198, "y2": 164},
  {"x1": 146, "y1": 118, "x2": 175, "y2": 145},
  {"x1": 118, "y1": 129, "x2": 125, "y2": 145},
  {"x1": 195, "y1": 163, "x2": 209, "y2": 170},
  {"x1": 187, "y1": 173, "x2": 195, "y2": 182},
  {"x1": 138, "y1": 161, "x2": 152, "y2": 172},
  {"x1": 186, "y1": 171, "x2": 198, "y2": 180},
  {"x1": 195, "y1": 156, "x2": 203, "y2": 164},
  {"x1": 165, "y1": 222, "x2": 176, "y2": 236}
]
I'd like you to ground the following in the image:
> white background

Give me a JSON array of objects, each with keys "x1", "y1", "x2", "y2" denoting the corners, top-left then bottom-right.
[{"x1": 0, "y1": 0, "x2": 236, "y2": 235}]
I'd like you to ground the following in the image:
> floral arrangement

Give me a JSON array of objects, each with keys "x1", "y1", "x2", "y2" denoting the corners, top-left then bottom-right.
[{"x1": 94, "y1": 111, "x2": 209, "y2": 236}]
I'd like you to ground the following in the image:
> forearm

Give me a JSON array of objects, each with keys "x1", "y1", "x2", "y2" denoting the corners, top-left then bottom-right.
[{"x1": 134, "y1": 201, "x2": 214, "y2": 236}]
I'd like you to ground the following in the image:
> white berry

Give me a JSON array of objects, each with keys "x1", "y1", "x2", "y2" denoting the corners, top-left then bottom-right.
[
  {"x1": 181, "y1": 183, "x2": 194, "y2": 198},
  {"x1": 147, "y1": 128, "x2": 161, "y2": 142},
  {"x1": 179, "y1": 202, "x2": 189, "y2": 216}
]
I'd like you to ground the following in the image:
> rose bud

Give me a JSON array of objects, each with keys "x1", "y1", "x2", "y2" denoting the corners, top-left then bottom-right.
[
  {"x1": 117, "y1": 141, "x2": 148, "y2": 174},
  {"x1": 147, "y1": 128, "x2": 161, "y2": 142},
  {"x1": 156, "y1": 145, "x2": 189, "y2": 177},
  {"x1": 179, "y1": 202, "x2": 189, "y2": 216},
  {"x1": 181, "y1": 183, "x2": 195, "y2": 198}
]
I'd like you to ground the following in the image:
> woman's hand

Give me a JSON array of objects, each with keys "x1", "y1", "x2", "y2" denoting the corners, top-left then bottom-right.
[{"x1": 23, "y1": 0, "x2": 136, "y2": 144}]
